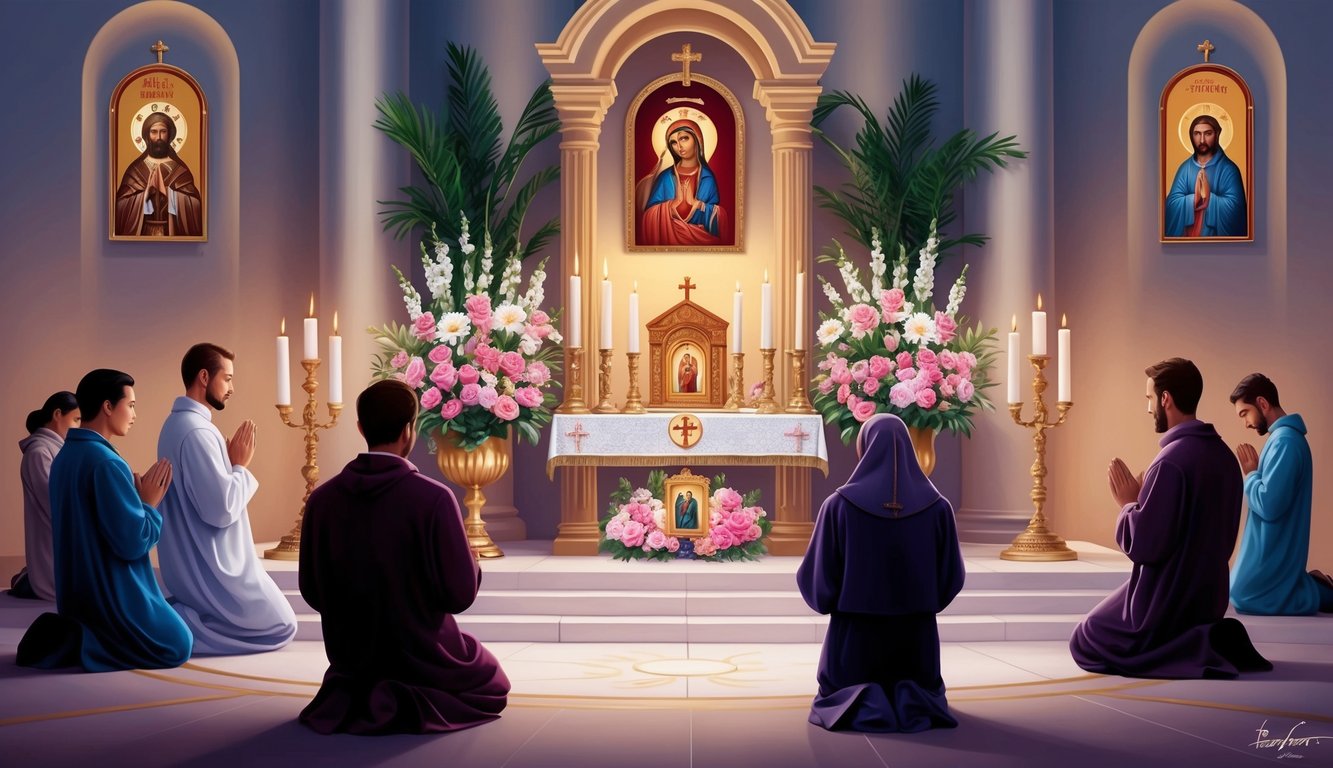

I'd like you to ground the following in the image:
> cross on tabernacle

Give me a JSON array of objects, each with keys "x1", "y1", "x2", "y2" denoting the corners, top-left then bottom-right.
[
  {"x1": 785, "y1": 424, "x2": 810, "y2": 452},
  {"x1": 565, "y1": 421, "x2": 589, "y2": 453},
  {"x1": 678, "y1": 276, "x2": 697, "y2": 302},
  {"x1": 672, "y1": 43, "x2": 702, "y2": 86},
  {"x1": 673, "y1": 416, "x2": 699, "y2": 448},
  {"x1": 151, "y1": 40, "x2": 170, "y2": 64},
  {"x1": 1196, "y1": 39, "x2": 1214, "y2": 63}
]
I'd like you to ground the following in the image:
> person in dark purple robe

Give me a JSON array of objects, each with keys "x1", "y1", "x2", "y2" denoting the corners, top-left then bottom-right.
[
  {"x1": 1070, "y1": 358, "x2": 1271, "y2": 679},
  {"x1": 298, "y1": 380, "x2": 509, "y2": 735},
  {"x1": 797, "y1": 413, "x2": 965, "y2": 732}
]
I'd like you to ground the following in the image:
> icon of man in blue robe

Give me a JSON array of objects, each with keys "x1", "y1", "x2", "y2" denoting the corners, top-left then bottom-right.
[
  {"x1": 1164, "y1": 114, "x2": 1247, "y2": 238},
  {"x1": 675, "y1": 490, "x2": 699, "y2": 528}
]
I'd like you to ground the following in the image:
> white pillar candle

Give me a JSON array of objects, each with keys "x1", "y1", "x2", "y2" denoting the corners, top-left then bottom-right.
[
  {"x1": 732, "y1": 282, "x2": 743, "y2": 352},
  {"x1": 1031, "y1": 293, "x2": 1047, "y2": 356},
  {"x1": 1007, "y1": 315, "x2": 1021, "y2": 404},
  {"x1": 760, "y1": 270, "x2": 773, "y2": 349},
  {"x1": 276, "y1": 319, "x2": 291, "y2": 406},
  {"x1": 794, "y1": 270, "x2": 805, "y2": 350},
  {"x1": 568, "y1": 256, "x2": 582, "y2": 348},
  {"x1": 600, "y1": 260, "x2": 612, "y2": 350},
  {"x1": 627, "y1": 285, "x2": 640, "y2": 354},
  {"x1": 328, "y1": 311, "x2": 343, "y2": 404},
  {"x1": 1058, "y1": 315, "x2": 1071, "y2": 402},
  {"x1": 303, "y1": 293, "x2": 318, "y2": 360}
]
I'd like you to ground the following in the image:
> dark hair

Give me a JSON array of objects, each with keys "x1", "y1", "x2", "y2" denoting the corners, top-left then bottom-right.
[
  {"x1": 1190, "y1": 114, "x2": 1222, "y2": 138},
  {"x1": 75, "y1": 369, "x2": 135, "y2": 422},
  {"x1": 1145, "y1": 358, "x2": 1203, "y2": 415},
  {"x1": 141, "y1": 111, "x2": 177, "y2": 144},
  {"x1": 26, "y1": 391, "x2": 78, "y2": 434},
  {"x1": 181, "y1": 343, "x2": 235, "y2": 388},
  {"x1": 357, "y1": 380, "x2": 419, "y2": 447},
  {"x1": 1229, "y1": 372, "x2": 1280, "y2": 408}
]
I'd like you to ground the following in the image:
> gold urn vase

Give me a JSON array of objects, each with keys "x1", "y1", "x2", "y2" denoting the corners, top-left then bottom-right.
[
  {"x1": 907, "y1": 426, "x2": 938, "y2": 477},
  {"x1": 434, "y1": 430, "x2": 510, "y2": 559}
]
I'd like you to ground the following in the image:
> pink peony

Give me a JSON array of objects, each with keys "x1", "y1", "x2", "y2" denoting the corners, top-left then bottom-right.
[
  {"x1": 694, "y1": 537, "x2": 718, "y2": 557},
  {"x1": 850, "y1": 360, "x2": 870, "y2": 383},
  {"x1": 935, "y1": 312, "x2": 958, "y2": 344},
  {"x1": 715, "y1": 488, "x2": 744, "y2": 512},
  {"x1": 896, "y1": 351, "x2": 914, "y2": 371},
  {"x1": 646, "y1": 529, "x2": 668, "y2": 550},
  {"x1": 492, "y1": 395, "x2": 520, "y2": 421},
  {"x1": 403, "y1": 357, "x2": 427, "y2": 389},
  {"x1": 457, "y1": 364, "x2": 480, "y2": 385},
  {"x1": 960, "y1": 352, "x2": 978, "y2": 369},
  {"x1": 524, "y1": 361, "x2": 551, "y2": 386},
  {"x1": 818, "y1": 377, "x2": 835, "y2": 395},
  {"x1": 620, "y1": 520, "x2": 646, "y2": 548},
  {"x1": 710, "y1": 527, "x2": 737, "y2": 550},
  {"x1": 867, "y1": 355, "x2": 892, "y2": 380},
  {"x1": 847, "y1": 303, "x2": 879, "y2": 336},
  {"x1": 412, "y1": 312, "x2": 437, "y2": 341},
  {"x1": 459, "y1": 383, "x2": 481, "y2": 405},
  {"x1": 464, "y1": 294, "x2": 493, "y2": 329},
  {"x1": 477, "y1": 386, "x2": 499, "y2": 408},
  {"x1": 514, "y1": 386, "x2": 542, "y2": 408},
  {"x1": 916, "y1": 348, "x2": 938, "y2": 367},
  {"x1": 957, "y1": 379, "x2": 975, "y2": 402},
  {"x1": 428, "y1": 345, "x2": 452, "y2": 365},
  {"x1": 498, "y1": 351, "x2": 525, "y2": 378},
  {"x1": 626, "y1": 502, "x2": 653, "y2": 526},
  {"x1": 430, "y1": 363, "x2": 458, "y2": 391},
  {"x1": 862, "y1": 376, "x2": 881, "y2": 396},
  {"x1": 420, "y1": 387, "x2": 443, "y2": 410},
  {"x1": 390, "y1": 351, "x2": 409, "y2": 369},
  {"x1": 666, "y1": 536, "x2": 681, "y2": 553},
  {"x1": 938, "y1": 350, "x2": 959, "y2": 370},
  {"x1": 916, "y1": 387, "x2": 938, "y2": 409},
  {"x1": 889, "y1": 382, "x2": 916, "y2": 408},
  {"x1": 852, "y1": 399, "x2": 878, "y2": 422},
  {"x1": 836, "y1": 383, "x2": 851, "y2": 404},
  {"x1": 896, "y1": 367, "x2": 917, "y2": 382},
  {"x1": 474, "y1": 344, "x2": 502, "y2": 374},
  {"x1": 440, "y1": 398, "x2": 463, "y2": 419}
]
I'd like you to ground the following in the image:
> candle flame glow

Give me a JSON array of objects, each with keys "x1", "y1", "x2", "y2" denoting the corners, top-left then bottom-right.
[
  {"x1": 603, "y1": 259, "x2": 608, "y2": 279},
  {"x1": 633, "y1": 281, "x2": 638, "y2": 292},
  {"x1": 1061, "y1": 313, "x2": 1067, "y2": 328},
  {"x1": 308, "y1": 293, "x2": 315, "y2": 317},
  {"x1": 764, "y1": 269, "x2": 769, "y2": 283},
  {"x1": 1011, "y1": 314, "x2": 1017, "y2": 332},
  {"x1": 736, "y1": 281, "x2": 741, "y2": 292},
  {"x1": 574, "y1": 256, "x2": 579, "y2": 276},
  {"x1": 1036, "y1": 293, "x2": 1043, "y2": 311},
  {"x1": 333, "y1": 311, "x2": 339, "y2": 335},
  {"x1": 280, "y1": 317, "x2": 286, "y2": 335}
]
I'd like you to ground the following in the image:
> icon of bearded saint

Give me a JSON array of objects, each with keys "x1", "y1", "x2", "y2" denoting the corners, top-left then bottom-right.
[{"x1": 114, "y1": 112, "x2": 203, "y2": 237}]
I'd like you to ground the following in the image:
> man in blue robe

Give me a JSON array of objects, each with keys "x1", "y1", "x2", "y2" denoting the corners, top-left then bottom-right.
[
  {"x1": 16, "y1": 369, "x2": 192, "y2": 671},
  {"x1": 1164, "y1": 114, "x2": 1247, "y2": 238},
  {"x1": 676, "y1": 490, "x2": 699, "y2": 528},
  {"x1": 1228, "y1": 373, "x2": 1333, "y2": 614}
]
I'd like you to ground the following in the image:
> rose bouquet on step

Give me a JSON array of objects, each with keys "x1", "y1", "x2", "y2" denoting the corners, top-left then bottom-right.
[{"x1": 599, "y1": 472, "x2": 770, "y2": 562}]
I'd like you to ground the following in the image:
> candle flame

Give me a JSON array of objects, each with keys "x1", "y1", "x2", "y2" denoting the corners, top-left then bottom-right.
[
  {"x1": 764, "y1": 269, "x2": 769, "y2": 283},
  {"x1": 736, "y1": 281, "x2": 741, "y2": 292},
  {"x1": 333, "y1": 311, "x2": 339, "y2": 335},
  {"x1": 573, "y1": 256, "x2": 579, "y2": 276},
  {"x1": 308, "y1": 293, "x2": 315, "y2": 317},
  {"x1": 280, "y1": 317, "x2": 286, "y2": 335},
  {"x1": 633, "y1": 280, "x2": 638, "y2": 293},
  {"x1": 603, "y1": 259, "x2": 608, "y2": 279},
  {"x1": 1061, "y1": 313, "x2": 1067, "y2": 328},
  {"x1": 1011, "y1": 314, "x2": 1017, "y2": 332},
  {"x1": 1036, "y1": 293, "x2": 1043, "y2": 311}
]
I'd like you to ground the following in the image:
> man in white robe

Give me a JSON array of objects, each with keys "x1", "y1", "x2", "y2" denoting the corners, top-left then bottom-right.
[{"x1": 157, "y1": 343, "x2": 297, "y2": 654}]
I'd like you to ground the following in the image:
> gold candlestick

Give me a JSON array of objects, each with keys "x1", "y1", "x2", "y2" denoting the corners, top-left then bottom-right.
[
  {"x1": 785, "y1": 349, "x2": 815, "y2": 413},
  {"x1": 592, "y1": 348, "x2": 617, "y2": 413},
  {"x1": 557, "y1": 346, "x2": 590, "y2": 413},
  {"x1": 622, "y1": 352, "x2": 646, "y2": 413},
  {"x1": 1001, "y1": 354, "x2": 1076, "y2": 561},
  {"x1": 755, "y1": 348, "x2": 780, "y2": 414},
  {"x1": 724, "y1": 352, "x2": 746, "y2": 410},
  {"x1": 266, "y1": 359, "x2": 342, "y2": 560}
]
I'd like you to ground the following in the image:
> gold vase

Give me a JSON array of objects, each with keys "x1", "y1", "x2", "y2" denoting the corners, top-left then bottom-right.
[
  {"x1": 434, "y1": 430, "x2": 510, "y2": 559},
  {"x1": 907, "y1": 426, "x2": 938, "y2": 476}
]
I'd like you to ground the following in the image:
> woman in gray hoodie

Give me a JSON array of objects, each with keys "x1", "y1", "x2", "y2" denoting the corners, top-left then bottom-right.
[{"x1": 9, "y1": 392, "x2": 80, "y2": 601}]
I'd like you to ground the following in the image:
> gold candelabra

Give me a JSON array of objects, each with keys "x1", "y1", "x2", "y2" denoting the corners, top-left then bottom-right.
[
  {"x1": 592, "y1": 348, "x2": 617, "y2": 413},
  {"x1": 785, "y1": 349, "x2": 815, "y2": 413},
  {"x1": 266, "y1": 359, "x2": 342, "y2": 560},
  {"x1": 557, "y1": 346, "x2": 590, "y2": 413},
  {"x1": 724, "y1": 352, "x2": 746, "y2": 410},
  {"x1": 622, "y1": 352, "x2": 646, "y2": 413},
  {"x1": 1001, "y1": 354, "x2": 1076, "y2": 561},
  {"x1": 755, "y1": 348, "x2": 780, "y2": 414}
]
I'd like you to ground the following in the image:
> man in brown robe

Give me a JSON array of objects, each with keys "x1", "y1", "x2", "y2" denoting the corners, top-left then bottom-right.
[
  {"x1": 114, "y1": 112, "x2": 203, "y2": 237},
  {"x1": 298, "y1": 380, "x2": 509, "y2": 734}
]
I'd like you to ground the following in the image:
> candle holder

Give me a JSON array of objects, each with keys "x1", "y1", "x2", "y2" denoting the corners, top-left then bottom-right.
[
  {"x1": 622, "y1": 352, "x2": 646, "y2": 413},
  {"x1": 266, "y1": 359, "x2": 342, "y2": 560},
  {"x1": 724, "y1": 352, "x2": 746, "y2": 410},
  {"x1": 755, "y1": 348, "x2": 780, "y2": 414},
  {"x1": 1001, "y1": 354, "x2": 1076, "y2": 561},
  {"x1": 557, "y1": 346, "x2": 591, "y2": 414},
  {"x1": 785, "y1": 350, "x2": 815, "y2": 413},
  {"x1": 592, "y1": 348, "x2": 617, "y2": 413}
]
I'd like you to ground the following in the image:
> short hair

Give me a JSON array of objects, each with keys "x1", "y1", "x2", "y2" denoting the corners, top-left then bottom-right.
[
  {"x1": 75, "y1": 369, "x2": 135, "y2": 423},
  {"x1": 1190, "y1": 114, "x2": 1222, "y2": 137},
  {"x1": 142, "y1": 112, "x2": 177, "y2": 143},
  {"x1": 1229, "y1": 373, "x2": 1280, "y2": 408},
  {"x1": 1145, "y1": 358, "x2": 1203, "y2": 415},
  {"x1": 357, "y1": 380, "x2": 419, "y2": 446},
  {"x1": 181, "y1": 343, "x2": 235, "y2": 388},
  {"x1": 26, "y1": 391, "x2": 78, "y2": 434}
]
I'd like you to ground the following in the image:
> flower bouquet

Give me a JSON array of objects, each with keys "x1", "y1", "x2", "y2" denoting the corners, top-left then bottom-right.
[
  {"x1": 599, "y1": 472, "x2": 771, "y2": 562},
  {"x1": 369, "y1": 213, "x2": 563, "y2": 449},
  {"x1": 811, "y1": 221, "x2": 998, "y2": 444}
]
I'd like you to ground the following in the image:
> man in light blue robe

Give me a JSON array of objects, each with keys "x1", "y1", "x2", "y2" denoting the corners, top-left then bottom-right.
[
  {"x1": 157, "y1": 344, "x2": 297, "y2": 654},
  {"x1": 1164, "y1": 114, "x2": 1247, "y2": 238},
  {"x1": 1229, "y1": 374, "x2": 1333, "y2": 614}
]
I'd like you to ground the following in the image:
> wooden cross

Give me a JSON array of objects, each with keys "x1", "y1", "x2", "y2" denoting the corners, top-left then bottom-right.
[
  {"x1": 565, "y1": 421, "x2": 589, "y2": 453},
  {"x1": 1197, "y1": 39, "x2": 1214, "y2": 63},
  {"x1": 678, "y1": 276, "x2": 697, "y2": 302},
  {"x1": 672, "y1": 43, "x2": 702, "y2": 86},
  {"x1": 151, "y1": 40, "x2": 170, "y2": 64},
  {"x1": 672, "y1": 416, "x2": 700, "y2": 448},
  {"x1": 785, "y1": 424, "x2": 810, "y2": 452}
]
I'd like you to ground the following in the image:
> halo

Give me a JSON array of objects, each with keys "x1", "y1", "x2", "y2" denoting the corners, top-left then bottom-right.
[
  {"x1": 1177, "y1": 103, "x2": 1233, "y2": 154},
  {"x1": 127, "y1": 102, "x2": 189, "y2": 155},
  {"x1": 650, "y1": 107, "x2": 718, "y2": 164}
]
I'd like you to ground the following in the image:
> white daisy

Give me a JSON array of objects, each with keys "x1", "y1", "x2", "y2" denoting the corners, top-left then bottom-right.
[
  {"x1": 902, "y1": 312, "x2": 938, "y2": 345},
  {"x1": 816, "y1": 319, "x2": 846, "y2": 347},
  {"x1": 493, "y1": 303, "x2": 528, "y2": 334},
  {"x1": 436, "y1": 312, "x2": 472, "y2": 344}
]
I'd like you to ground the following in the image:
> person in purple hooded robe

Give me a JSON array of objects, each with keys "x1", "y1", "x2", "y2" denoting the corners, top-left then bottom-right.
[
  {"x1": 1070, "y1": 358, "x2": 1271, "y2": 679},
  {"x1": 797, "y1": 413, "x2": 965, "y2": 732},
  {"x1": 298, "y1": 380, "x2": 509, "y2": 735}
]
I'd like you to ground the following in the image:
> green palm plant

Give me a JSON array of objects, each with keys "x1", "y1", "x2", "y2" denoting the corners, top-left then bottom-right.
[
  {"x1": 374, "y1": 42, "x2": 561, "y2": 268},
  {"x1": 812, "y1": 74, "x2": 1026, "y2": 274}
]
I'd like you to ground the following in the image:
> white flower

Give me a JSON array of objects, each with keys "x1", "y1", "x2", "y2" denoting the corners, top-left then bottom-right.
[
  {"x1": 816, "y1": 319, "x2": 846, "y2": 346},
  {"x1": 891, "y1": 245, "x2": 909, "y2": 291},
  {"x1": 519, "y1": 335, "x2": 540, "y2": 356},
  {"x1": 547, "y1": 329, "x2": 563, "y2": 345},
  {"x1": 493, "y1": 303, "x2": 527, "y2": 334},
  {"x1": 630, "y1": 488, "x2": 652, "y2": 503},
  {"x1": 481, "y1": 371, "x2": 498, "y2": 388},
  {"x1": 436, "y1": 312, "x2": 472, "y2": 344},
  {"x1": 912, "y1": 220, "x2": 940, "y2": 306},
  {"x1": 838, "y1": 256, "x2": 871, "y2": 304},
  {"x1": 869, "y1": 227, "x2": 887, "y2": 291},
  {"x1": 946, "y1": 264, "x2": 969, "y2": 317},
  {"x1": 902, "y1": 312, "x2": 938, "y2": 345},
  {"x1": 820, "y1": 276, "x2": 845, "y2": 309},
  {"x1": 652, "y1": 506, "x2": 666, "y2": 529}
]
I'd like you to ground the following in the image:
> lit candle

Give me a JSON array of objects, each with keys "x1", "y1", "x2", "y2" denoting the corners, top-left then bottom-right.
[
  {"x1": 732, "y1": 281, "x2": 743, "y2": 352},
  {"x1": 628, "y1": 283, "x2": 640, "y2": 354},
  {"x1": 568, "y1": 256, "x2": 582, "y2": 348},
  {"x1": 303, "y1": 293, "x2": 318, "y2": 360},
  {"x1": 1031, "y1": 293, "x2": 1047, "y2": 356},
  {"x1": 760, "y1": 270, "x2": 773, "y2": 349},
  {"x1": 328, "y1": 311, "x2": 343, "y2": 405},
  {"x1": 1007, "y1": 315, "x2": 1021, "y2": 404},
  {"x1": 276, "y1": 318, "x2": 291, "y2": 406},
  {"x1": 794, "y1": 270, "x2": 805, "y2": 350},
  {"x1": 600, "y1": 259, "x2": 612, "y2": 350},
  {"x1": 1058, "y1": 314, "x2": 1071, "y2": 402}
]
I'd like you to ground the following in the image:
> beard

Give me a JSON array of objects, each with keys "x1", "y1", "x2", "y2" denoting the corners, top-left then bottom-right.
[
  {"x1": 1153, "y1": 406, "x2": 1168, "y2": 434},
  {"x1": 1253, "y1": 412, "x2": 1270, "y2": 436},
  {"x1": 1194, "y1": 140, "x2": 1215, "y2": 158},
  {"x1": 207, "y1": 392, "x2": 227, "y2": 411},
  {"x1": 146, "y1": 138, "x2": 171, "y2": 158}
]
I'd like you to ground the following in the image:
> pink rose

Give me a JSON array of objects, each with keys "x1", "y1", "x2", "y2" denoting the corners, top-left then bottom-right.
[
  {"x1": 725, "y1": 510, "x2": 753, "y2": 535},
  {"x1": 935, "y1": 312, "x2": 958, "y2": 344},
  {"x1": 831, "y1": 363, "x2": 852, "y2": 386},
  {"x1": 818, "y1": 377, "x2": 835, "y2": 395},
  {"x1": 896, "y1": 352, "x2": 914, "y2": 371},
  {"x1": 492, "y1": 395, "x2": 520, "y2": 421},
  {"x1": 956, "y1": 364, "x2": 972, "y2": 381},
  {"x1": 523, "y1": 361, "x2": 551, "y2": 386},
  {"x1": 852, "y1": 399, "x2": 878, "y2": 422},
  {"x1": 896, "y1": 367, "x2": 917, "y2": 382},
  {"x1": 420, "y1": 387, "x2": 443, "y2": 410},
  {"x1": 390, "y1": 351, "x2": 409, "y2": 369},
  {"x1": 867, "y1": 355, "x2": 892, "y2": 380},
  {"x1": 927, "y1": 366, "x2": 945, "y2": 384},
  {"x1": 457, "y1": 364, "x2": 480, "y2": 385},
  {"x1": 666, "y1": 536, "x2": 680, "y2": 553},
  {"x1": 879, "y1": 288, "x2": 905, "y2": 314},
  {"x1": 938, "y1": 350, "x2": 959, "y2": 370},
  {"x1": 818, "y1": 352, "x2": 841, "y2": 371},
  {"x1": 620, "y1": 520, "x2": 646, "y2": 548},
  {"x1": 412, "y1": 312, "x2": 437, "y2": 341},
  {"x1": 464, "y1": 294, "x2": 492, "y2": 330},
  {"x1": 846, "y1": 394, "x2": 861, "y2": 410},
  {"x1": 945, "y1": 373, "x2": 962, "y2": 390},
  {"x1": 850, "y1": 360, "x2": 870, "y2": 383},
  {"x1": 883, "y1": 333, "x2": 899, "y2": 353},
  {"x1": 627, "y1": 502, "x2": 653, "y2": 526},
  {"x1": 498, "y1": 351, "x2": 525, "y2": 378},
  {"x1": 716, "y1": 488, "x2": 743, "y2": 512},
  {"x1": 646, "y1": 529, "x2": 668, "y2": 550},
  {"x1": 605, "y1": 518, "x2": 626, "y2": 541},
  {"x1": 889, "y1": 382, "x2": 916, "y2": 408},
  {"x1": 525, "y1": 323, "x2": 553, "y2": 340},
  {"x1": 916, "y1": 388, "x2": 938, "y2": 409},
  {"x1": 836, "y1": 383, "x2": 851, "y2": 404},
  {"x1": 960, "y1": 352, "x2": 978, "y2": 369},
  {"x1": 694, "y1": 537, "x2": 718, "y2": 557},
  {"x1": 530, "y1": 309, "x2": 550, "y2": 326},
  {"x1": 847, "y1": 303, "x2": 879, "y2": 336},
  {"x1": 710, "y1": 527, "x2": 737, "y2": 550},
  {"x1": 430, "y1": 363, "x2": 458, "y2": 391},
  {"x1": 440, "y1": 398, "x2": 463, "y2": 419},
  {"x1": 428, "y1": 345, "x2": 452, "y2": 365},
  {"x1": 939, "y1": 401, "x2": 951, "y2": 412},
  {"x1": 514, "y1": 386, "x2": 542, "y2": 408},
  {"x1": 916, "y1": 349, "x2": 937, "y2": 367},
  {"x1": 957, "y1": 379, "x2": 975, "y2": 402},
  {"x1": 939, "y1": 381, "x2": 956, "y2": 399},
  {"x1": 746, "y1": 524, "x2": 763, "y2": 543},
  {"x1": 403, "y1": 357, "x2": 427, "y2": 389},
  {"x1": 862, "y1": 376, "x2": 881, "y2": 396},
  {"x1": 478, "y1": 386, "x2": 499, "y2": 408},
  {"x1": 459, "y1": 383, "x2": 481, "y2": 405},
  {"x1": 474, "y1": 344, "x2": 502, "y2": 374}
]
